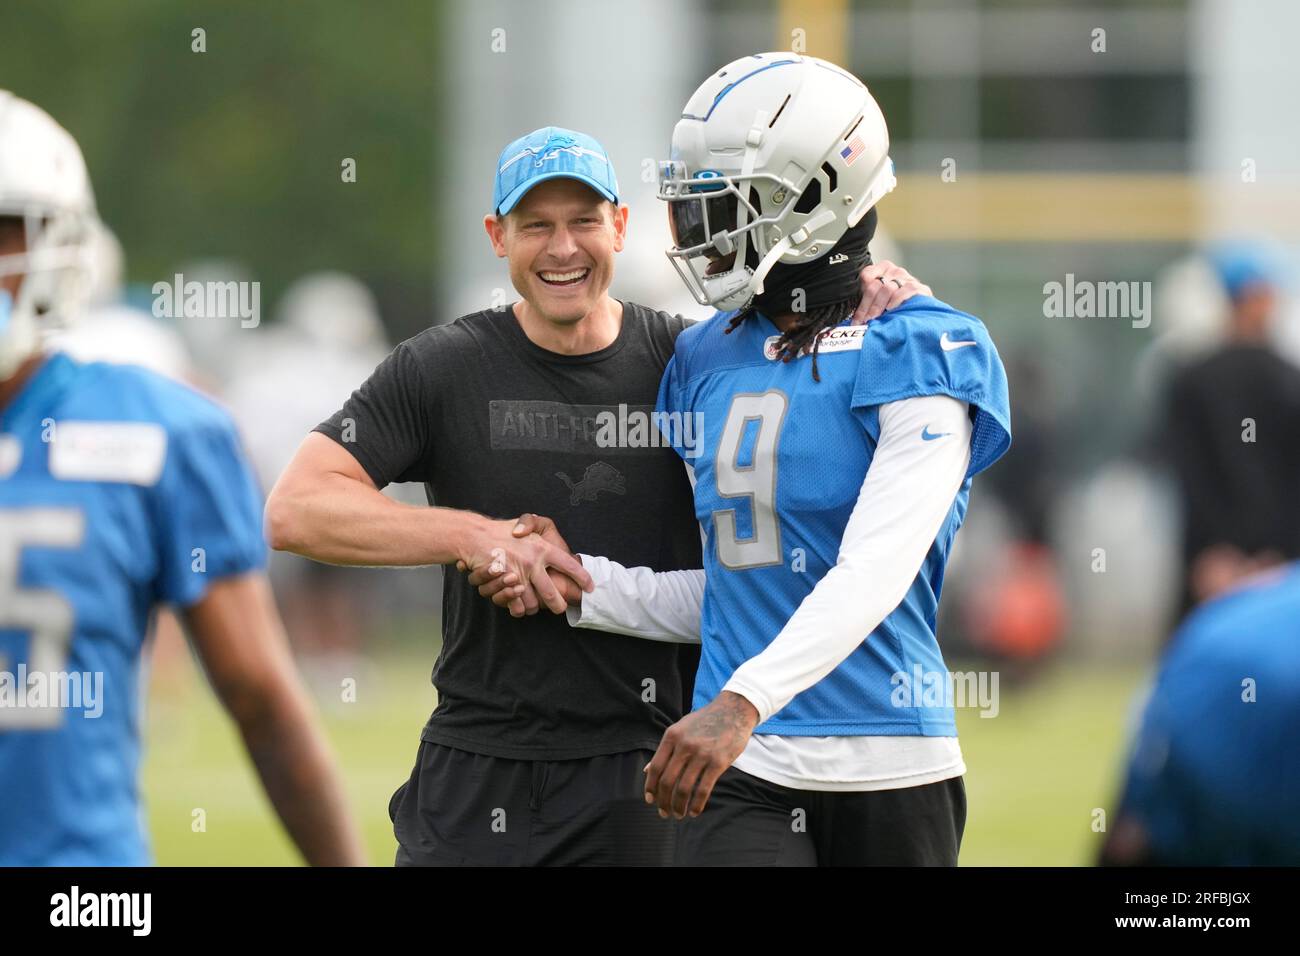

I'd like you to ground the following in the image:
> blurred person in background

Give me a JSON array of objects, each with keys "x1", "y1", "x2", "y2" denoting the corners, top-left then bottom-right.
[
  {"x1": 0, "y1": 90, "x2": 364, "y2": 865},
  {"x1": 225, "y1": 272, "x2": 393, "y2": 692},
  {"x1": 1101, "y1": 562, "x2": 1300, "y2": 865},
  {"x1": 1157, "y1": 244, "x2": 1300, "y2": 623},
  {"x1": 169, "y1": 257, "x2": 260, "y2": 394},
  {"x1": 52, "y1": 220, "x2": 196, "y2": 689},
  {"x1": 1134, "y1": 254, "x2": 1231, "y2": 411}
]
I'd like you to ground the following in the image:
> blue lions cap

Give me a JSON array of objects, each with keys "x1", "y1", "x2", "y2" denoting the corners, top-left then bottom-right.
[
  {"x1": 1208, "y1": 242, "x2": 1286, "y2": 301},
  {"x1": 492, "y1": 126, "x2": 619, "y2": 216}
]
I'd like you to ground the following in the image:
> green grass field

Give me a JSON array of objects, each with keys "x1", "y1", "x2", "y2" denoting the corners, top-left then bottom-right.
[{"x1": 143, "y1": 649, "x2": 1146, "y2": 866}]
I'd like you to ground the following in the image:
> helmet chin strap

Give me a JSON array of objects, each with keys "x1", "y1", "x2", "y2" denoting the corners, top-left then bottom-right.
[
  {"x1": 701, "y1": 231, "x2": 795, "y2": 313},
  {"x1": 752, "y1": 206, "x2": 837, "y2": 294},
  {"x1": 704, "y1": 266, "x2": 762, "y2": 311},
  {"x1": 706, "y1": 205, "x2": 838, "y2": 311},
  {"x1": 751, "y1": 233, "x2": 795, "y2": 295}
]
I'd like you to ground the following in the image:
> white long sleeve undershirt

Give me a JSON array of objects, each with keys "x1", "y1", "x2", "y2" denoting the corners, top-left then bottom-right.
[{"x1": 568, "y1": 394, "x2": 972, "y2": 790}]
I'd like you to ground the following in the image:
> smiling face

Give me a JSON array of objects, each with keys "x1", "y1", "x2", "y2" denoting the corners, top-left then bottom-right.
[{"x1": 485, "y1": 178, "x2": 628, "y2": 326}]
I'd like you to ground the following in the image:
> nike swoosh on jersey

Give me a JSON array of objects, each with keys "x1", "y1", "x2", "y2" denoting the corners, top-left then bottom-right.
[
  {"x1": 940, "y1": 332, "x2": 979, "y2": 351},
  {"x1": 921, "y1": 425, "x2": 951, "y2": 441}
]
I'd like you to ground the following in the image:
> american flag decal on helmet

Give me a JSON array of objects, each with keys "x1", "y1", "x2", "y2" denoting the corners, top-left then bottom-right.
[{"x1": 840, "y1": 134, "x2": 866, "y2": 166}]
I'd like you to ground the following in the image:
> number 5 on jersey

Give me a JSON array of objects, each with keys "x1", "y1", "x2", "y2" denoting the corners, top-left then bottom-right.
[{"x1": 0, "y1": 508, "x2": 85, "y2": 729}]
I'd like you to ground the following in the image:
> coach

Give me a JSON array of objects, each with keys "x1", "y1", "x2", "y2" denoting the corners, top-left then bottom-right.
[{"x1": 266, "y1": 126, "x2": 928, "y2": 865}]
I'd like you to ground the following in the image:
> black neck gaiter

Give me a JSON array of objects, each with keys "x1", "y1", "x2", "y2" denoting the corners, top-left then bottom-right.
[{"x1": 750, "y1": 206, "x2": 877, "y2": 317}]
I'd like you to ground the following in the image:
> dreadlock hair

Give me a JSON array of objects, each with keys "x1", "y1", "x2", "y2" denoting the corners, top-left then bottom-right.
[
  {"x1": 722, "y1": 207, "x2": 875, "y2": 382},
  {"x1": 725, "y1": 294, "x2": 862, "y2": 383}
]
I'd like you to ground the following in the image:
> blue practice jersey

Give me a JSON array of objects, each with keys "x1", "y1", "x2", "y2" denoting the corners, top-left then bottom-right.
[
  {"x1": 0, "y1": 352, "x2": 265, "y2": 865},
  {"x1": 657, "y1": 296, "x2": 1011, "y2": 735},
  {"x1": 1116, "y1": 563, "x2": 1300, "y2": 865}
]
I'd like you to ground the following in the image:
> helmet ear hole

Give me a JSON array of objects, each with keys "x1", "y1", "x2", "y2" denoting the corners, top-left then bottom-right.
[
  {"x1": 793, "y1": 178, "x2": 821, "y2": 214},
  {"x1": 821, "y1": 162, "x2": 838, "y2": 193}
]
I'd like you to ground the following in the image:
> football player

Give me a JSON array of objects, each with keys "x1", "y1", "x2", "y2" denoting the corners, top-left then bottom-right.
[
  {"x1": 0, "y1": 91, "x2": 364, "y2": 865},
  {"x1": 475, "y1": 53, "x2": 1012, "y2": 865},
  {"x1": 1101, "y1": 562, "x2": 1300, "y2": 865}
]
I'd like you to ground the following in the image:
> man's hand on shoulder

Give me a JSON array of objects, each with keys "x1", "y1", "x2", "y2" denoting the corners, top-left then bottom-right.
[{"x1": 852, "y1": 259, "x2": 933, "y2": 324}]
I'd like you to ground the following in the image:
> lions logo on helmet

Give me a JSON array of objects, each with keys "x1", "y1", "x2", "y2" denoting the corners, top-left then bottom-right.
[{"x1": 657, "y1": 52, "x2": 896, "y2": 311}]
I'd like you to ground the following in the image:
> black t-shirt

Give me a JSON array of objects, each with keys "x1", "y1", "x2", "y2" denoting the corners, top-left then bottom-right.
[
  {"x1": 316, "y1": 302, "x2": 702, "y2": 760},
  {"x1": 1162, "y1": 343, "x2": 1300, "y2": 565}
]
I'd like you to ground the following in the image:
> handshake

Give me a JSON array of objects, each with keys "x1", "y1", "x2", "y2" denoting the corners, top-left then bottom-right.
[{"x1": 455, "y1": 513, "x2": 593, "y2": 618}]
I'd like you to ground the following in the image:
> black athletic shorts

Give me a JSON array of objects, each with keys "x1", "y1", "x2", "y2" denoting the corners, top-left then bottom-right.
[
  {"x1": 674, "y1": 766, "x2": 967, "y2": 866},
  {"x1": 389, "y1": 741, "x2": 674, "y2": 866}
]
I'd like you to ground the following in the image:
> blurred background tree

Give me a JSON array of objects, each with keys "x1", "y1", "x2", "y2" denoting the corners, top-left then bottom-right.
[{"x1": 1, "y1": 0, "x2": 442, "y2": 339}]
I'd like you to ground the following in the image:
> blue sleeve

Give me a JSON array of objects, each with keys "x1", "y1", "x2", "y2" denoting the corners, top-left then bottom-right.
[
  {"x1": 1114, "y1": 687, "x2": 1197, "y2": 861},
  {"x1": 153, "y1": 412, "x2": 267, "y2": 608},
  {"x1": 851, "y1": 300, "x2": 1012, "y2": 477}
]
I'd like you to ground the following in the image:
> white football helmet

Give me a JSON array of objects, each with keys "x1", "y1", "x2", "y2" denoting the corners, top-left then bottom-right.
[
  {"x1": 658, "y1": 52, "x2": 895, "y2": 310},
  {"x1": 0, "y1": 91, "x2": 99, "y2": 378}
]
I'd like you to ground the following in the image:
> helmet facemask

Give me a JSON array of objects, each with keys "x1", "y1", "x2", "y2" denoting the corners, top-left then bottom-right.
[
  {"x1": 0, "y1": 206, "x2": 95, "y2": 378},
  {"x1": 658, "y1": 160, "x2": 798, "y2": 311}
]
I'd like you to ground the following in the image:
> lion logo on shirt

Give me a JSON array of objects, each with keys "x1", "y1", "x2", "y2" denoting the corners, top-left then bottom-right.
[{"x1": 556, "y1": 461, "x2": 626, "y2": 505}]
